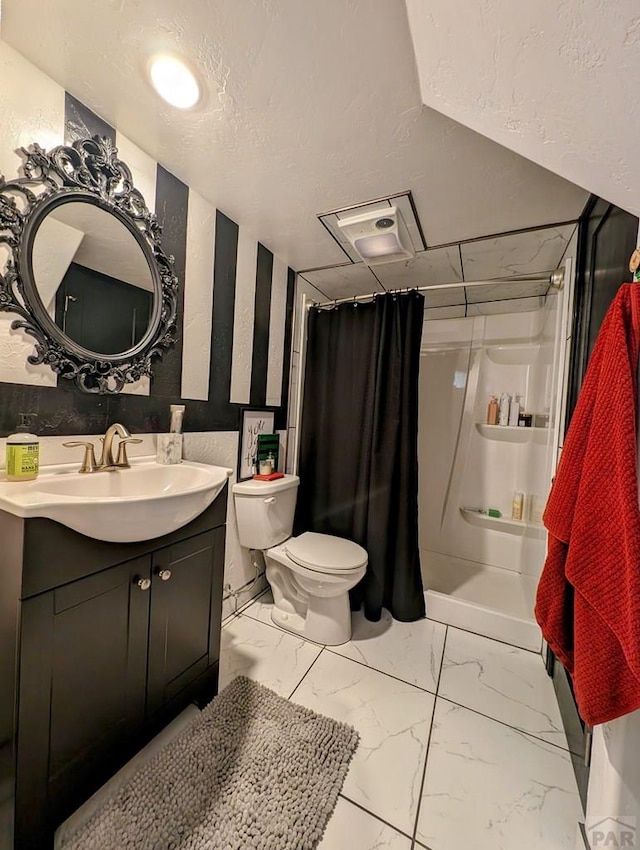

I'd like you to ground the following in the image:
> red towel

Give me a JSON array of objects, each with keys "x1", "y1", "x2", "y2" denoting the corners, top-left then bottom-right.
[
  {"x1": 536, "y1": 283, "x2": 640, "y2": 725},
  {"x1": 252, "y1": 472, "x2": 285, "y2": 481}
]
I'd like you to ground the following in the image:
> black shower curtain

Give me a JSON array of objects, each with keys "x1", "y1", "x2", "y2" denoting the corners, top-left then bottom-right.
[{"x1": 295, "y1": 291, "x2": 425, "y2": 622}]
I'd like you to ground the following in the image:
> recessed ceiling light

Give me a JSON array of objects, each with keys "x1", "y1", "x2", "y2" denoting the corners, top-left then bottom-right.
[{"x1": 148, "y1": 55, "x2": 200, "y2": 109}]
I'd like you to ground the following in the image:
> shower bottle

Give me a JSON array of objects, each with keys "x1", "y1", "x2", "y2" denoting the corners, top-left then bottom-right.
[
  {"x1": 498, "y1": 392, "x2": 511, "y2": 426},
  {"x1": 487, "y1": 396, "x2": 499, "y2": 425}
]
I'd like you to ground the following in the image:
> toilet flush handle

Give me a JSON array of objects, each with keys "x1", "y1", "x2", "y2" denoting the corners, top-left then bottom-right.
[{"x1": 264, "y1": 497, "x2": 276, "y2": 505}]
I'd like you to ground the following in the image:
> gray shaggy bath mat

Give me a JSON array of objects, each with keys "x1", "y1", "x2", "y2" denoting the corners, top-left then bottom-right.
[{"x1": 61, "y1": 676, "x2": 359, "y2": 850}]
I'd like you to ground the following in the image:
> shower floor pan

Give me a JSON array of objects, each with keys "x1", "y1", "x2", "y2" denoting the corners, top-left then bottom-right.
[{"x1": 422, "y1": 550, "x2": 541, "y2": 652}]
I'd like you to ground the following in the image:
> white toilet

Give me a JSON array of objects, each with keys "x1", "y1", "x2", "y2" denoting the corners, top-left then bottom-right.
[{"x1": 232, "y1": 474, "x2": 367, "y2": 645}]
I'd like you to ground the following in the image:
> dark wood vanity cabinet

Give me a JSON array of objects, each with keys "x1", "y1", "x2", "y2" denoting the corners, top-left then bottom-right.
[
  {"x1": 1, "y1": 486, "x2": 227, "y2": 850},
  {"x1": 147, "y1": 531, "x2": 225, "y2": 718}
]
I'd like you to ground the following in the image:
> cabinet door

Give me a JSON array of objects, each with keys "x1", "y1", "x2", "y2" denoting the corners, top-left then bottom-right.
[
  {"x1": 147, "y1": 528, "x2": 224, "y2": 717},
  {"x1": 15, "y1": 555, "x2": 151, "y2": 849}
]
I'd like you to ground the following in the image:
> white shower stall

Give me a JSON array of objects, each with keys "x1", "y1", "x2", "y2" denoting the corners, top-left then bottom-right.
[
  {"x1": 418, "y1": 278, "x2": 572, "y2": 650},
  {"x1": 292, "y1": 256, "x2": 574, "y2": 649}
]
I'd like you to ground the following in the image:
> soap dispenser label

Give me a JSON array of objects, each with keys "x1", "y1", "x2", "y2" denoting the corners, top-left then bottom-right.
[{"x1": 7, "y1": 444, "x2": 39, "y2": 477}]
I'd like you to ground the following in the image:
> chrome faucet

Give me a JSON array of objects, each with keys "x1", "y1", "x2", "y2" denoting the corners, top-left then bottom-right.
[{"x1": 64, "y1": 422, "x2": 142, "y2": 473}]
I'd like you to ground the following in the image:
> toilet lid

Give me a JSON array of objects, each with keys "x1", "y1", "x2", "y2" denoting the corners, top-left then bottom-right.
[{"x1": 285, "y1": 532, "x2": 368, "y2": 573}]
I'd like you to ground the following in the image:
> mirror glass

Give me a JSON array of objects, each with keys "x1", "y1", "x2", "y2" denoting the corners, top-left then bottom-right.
[{"x1": 31, "y1": 200, "x2": 154, "y2": 356}]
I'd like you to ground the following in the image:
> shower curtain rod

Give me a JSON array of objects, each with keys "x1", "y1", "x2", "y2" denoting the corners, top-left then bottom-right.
[{"x1": 308, "y1": 270, "x2": 561, "y2": 309}]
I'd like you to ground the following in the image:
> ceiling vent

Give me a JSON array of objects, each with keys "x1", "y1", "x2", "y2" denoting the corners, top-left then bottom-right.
[
  {"x1": 337, "y1": 206, "x2": 415, "y2": 266},
  {"x1": 317, "y1": 191, "x2": 426, "y2": 266}
]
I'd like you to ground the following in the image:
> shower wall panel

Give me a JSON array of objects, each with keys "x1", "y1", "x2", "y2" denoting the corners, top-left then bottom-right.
[{"x1": 418, "y1": 307, "x2": 560, "y2": 581}]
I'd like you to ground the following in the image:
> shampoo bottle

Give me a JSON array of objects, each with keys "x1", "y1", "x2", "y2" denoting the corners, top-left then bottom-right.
[
  {"x1": 508, "y1": 394, "x2": 521, "y2": 427},
  {"x1": 511, "y1": 492, "x2": 524, "y2": 521},
  {"x1": 6, "y1": 413, "x2": 39, "y2": 481},
  {"x1": 498, "y1": 392, "x2": 511, "y2": 426},
  {"x1": 487, "y1": 396, "x2": 499, "y2": 425}
]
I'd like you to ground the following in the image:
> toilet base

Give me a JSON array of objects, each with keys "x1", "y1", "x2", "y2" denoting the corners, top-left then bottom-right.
[
  {"x1": 271, "y1": 591, "x2": 353, "y2": 646},
  {"x1": 264, "y1": 552, "x2": 362, "y2": 646}
]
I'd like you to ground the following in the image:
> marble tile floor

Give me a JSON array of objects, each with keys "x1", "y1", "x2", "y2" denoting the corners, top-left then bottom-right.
[
  {"x1": 222, "y1": 589, "x2": 583, "y2": 850},
  {"x1": 53, "y1": 588, "x2": 582, "y2": 850}
]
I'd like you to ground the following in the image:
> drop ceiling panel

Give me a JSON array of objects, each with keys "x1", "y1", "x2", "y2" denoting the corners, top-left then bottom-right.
[
  {"x1": 466, "y1": 296, "x2": 545, "y2": 316},
  {"x1": 465, "y1": 280, "x2": 549, "y2": 304},
  {"x1": 373, "y1": 246, "x2": 462, "y2": 289},
  {"x1": 386, "y1": 194, "x2": 426, "y2": 252},
  {"x1": 318, "y1": 217, "x2": 361, "y2": 263},
  {"x1": 423, "y1": 305, "x2": 466, "y2": 321},
  {"x1": 423, "y1": 286, "x2": 466, "y2": 308},
  {"x1": 299, "y1": 264, "x2": 382, "y2": 300},
  {"x1": 461, "y1": 225, "x2": 576, "y2": 281}
]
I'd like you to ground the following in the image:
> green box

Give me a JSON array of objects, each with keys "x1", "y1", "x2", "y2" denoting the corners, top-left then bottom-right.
[{"x1": 256, "y1": 433, "x2": 279, "y2": 471}]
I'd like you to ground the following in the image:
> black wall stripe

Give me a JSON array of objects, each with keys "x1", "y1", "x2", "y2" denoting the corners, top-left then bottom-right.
[
  {"x1": 106, "y1": 391, "x2": 210, "y2": 434},
  {"x1": 0, "y1": 381, "x2": 110, "y2": 438},
  {"x1": 209, "y1": 211, "x2": 239, "y2": 425},
  {"x1": 64, "y1": 93, "x2": 115, "y2": 144},
  {"x1": 149, "y1": 166, "x2": 188, "y2": 398},
  {"x1": 249, "y1": 244, "x2": 274, "y2": 407},
  {"x1": 275, "y1": 267, "x2": 296, "y2": 431}
]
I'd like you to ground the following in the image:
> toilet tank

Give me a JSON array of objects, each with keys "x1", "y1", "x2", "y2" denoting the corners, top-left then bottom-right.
[{"x1": 232, "y1": 475, "x2": 300, "y2": 549}]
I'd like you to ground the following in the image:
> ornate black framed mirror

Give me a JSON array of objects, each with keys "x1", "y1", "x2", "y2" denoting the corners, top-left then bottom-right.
[{"x1": 0, "y1": 136, "x2": 178, "y2": 392}]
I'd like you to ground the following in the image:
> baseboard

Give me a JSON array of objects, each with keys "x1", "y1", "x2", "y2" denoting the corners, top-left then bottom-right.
[{"x1": 550, "y1": 655, "x2": 589, "y2": 810}]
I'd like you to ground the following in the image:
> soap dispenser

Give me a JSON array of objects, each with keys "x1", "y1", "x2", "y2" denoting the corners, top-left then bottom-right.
[{"x1": 6, "y1": 413, "x2": 39, "y2": 481}]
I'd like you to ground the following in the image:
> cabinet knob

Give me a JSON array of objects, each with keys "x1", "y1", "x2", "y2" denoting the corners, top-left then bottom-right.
[
  {"x1": 136, "y1": 577, "x2": 151, "y2": 591},
  {"x1": 157, "y1": 569, "x2": 172, "y2": 582}
]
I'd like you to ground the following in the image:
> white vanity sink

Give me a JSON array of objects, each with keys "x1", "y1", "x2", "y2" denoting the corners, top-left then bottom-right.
[{"x1": 0, "y1": 458, "x2": 232, "y2": 542}]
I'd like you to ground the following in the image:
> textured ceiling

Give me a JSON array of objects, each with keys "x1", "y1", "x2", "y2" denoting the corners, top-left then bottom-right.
[
  {"x1": 0, "y1": 1, "x2": 587, "y2": 272},
  {"x1": 405, "y1": 0, "x2": 640, "y2": 219}
]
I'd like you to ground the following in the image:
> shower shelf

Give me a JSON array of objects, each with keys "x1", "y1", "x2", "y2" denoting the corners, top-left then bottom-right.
[
  {"x1": 460, "y1": 507, "x2": 544, "y2": 537},
  {"x1": 475, "y1": 423, "x2": 548, "y2": 443},
  {"x1": 485, "y1": 344, "x2": 541, "y2": 364}
]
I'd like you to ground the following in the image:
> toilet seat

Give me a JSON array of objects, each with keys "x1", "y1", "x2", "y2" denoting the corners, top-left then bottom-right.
[{"x1": 284, "y1": 532, "x2": 367, "y2": 576}]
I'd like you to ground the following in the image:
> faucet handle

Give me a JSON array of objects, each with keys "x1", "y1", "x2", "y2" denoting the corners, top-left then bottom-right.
[
  {"x1": 63, "y1": 441, "x2": 98, "y2": 474},
  {"x1": 115, "y1": 437, "x2": 143, "y2": 469}
]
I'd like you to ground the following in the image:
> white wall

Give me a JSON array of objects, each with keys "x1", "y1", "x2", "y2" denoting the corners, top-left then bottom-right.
[
  {"x1": 0, "y1": 42, "x2": 64, "y2": 387},
  {"x1": 584, "y1": 713, "x2": 640, "y2": 848},
  {"x1": 405, "y1": 0, "x2": 640, "y2": 216}
]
